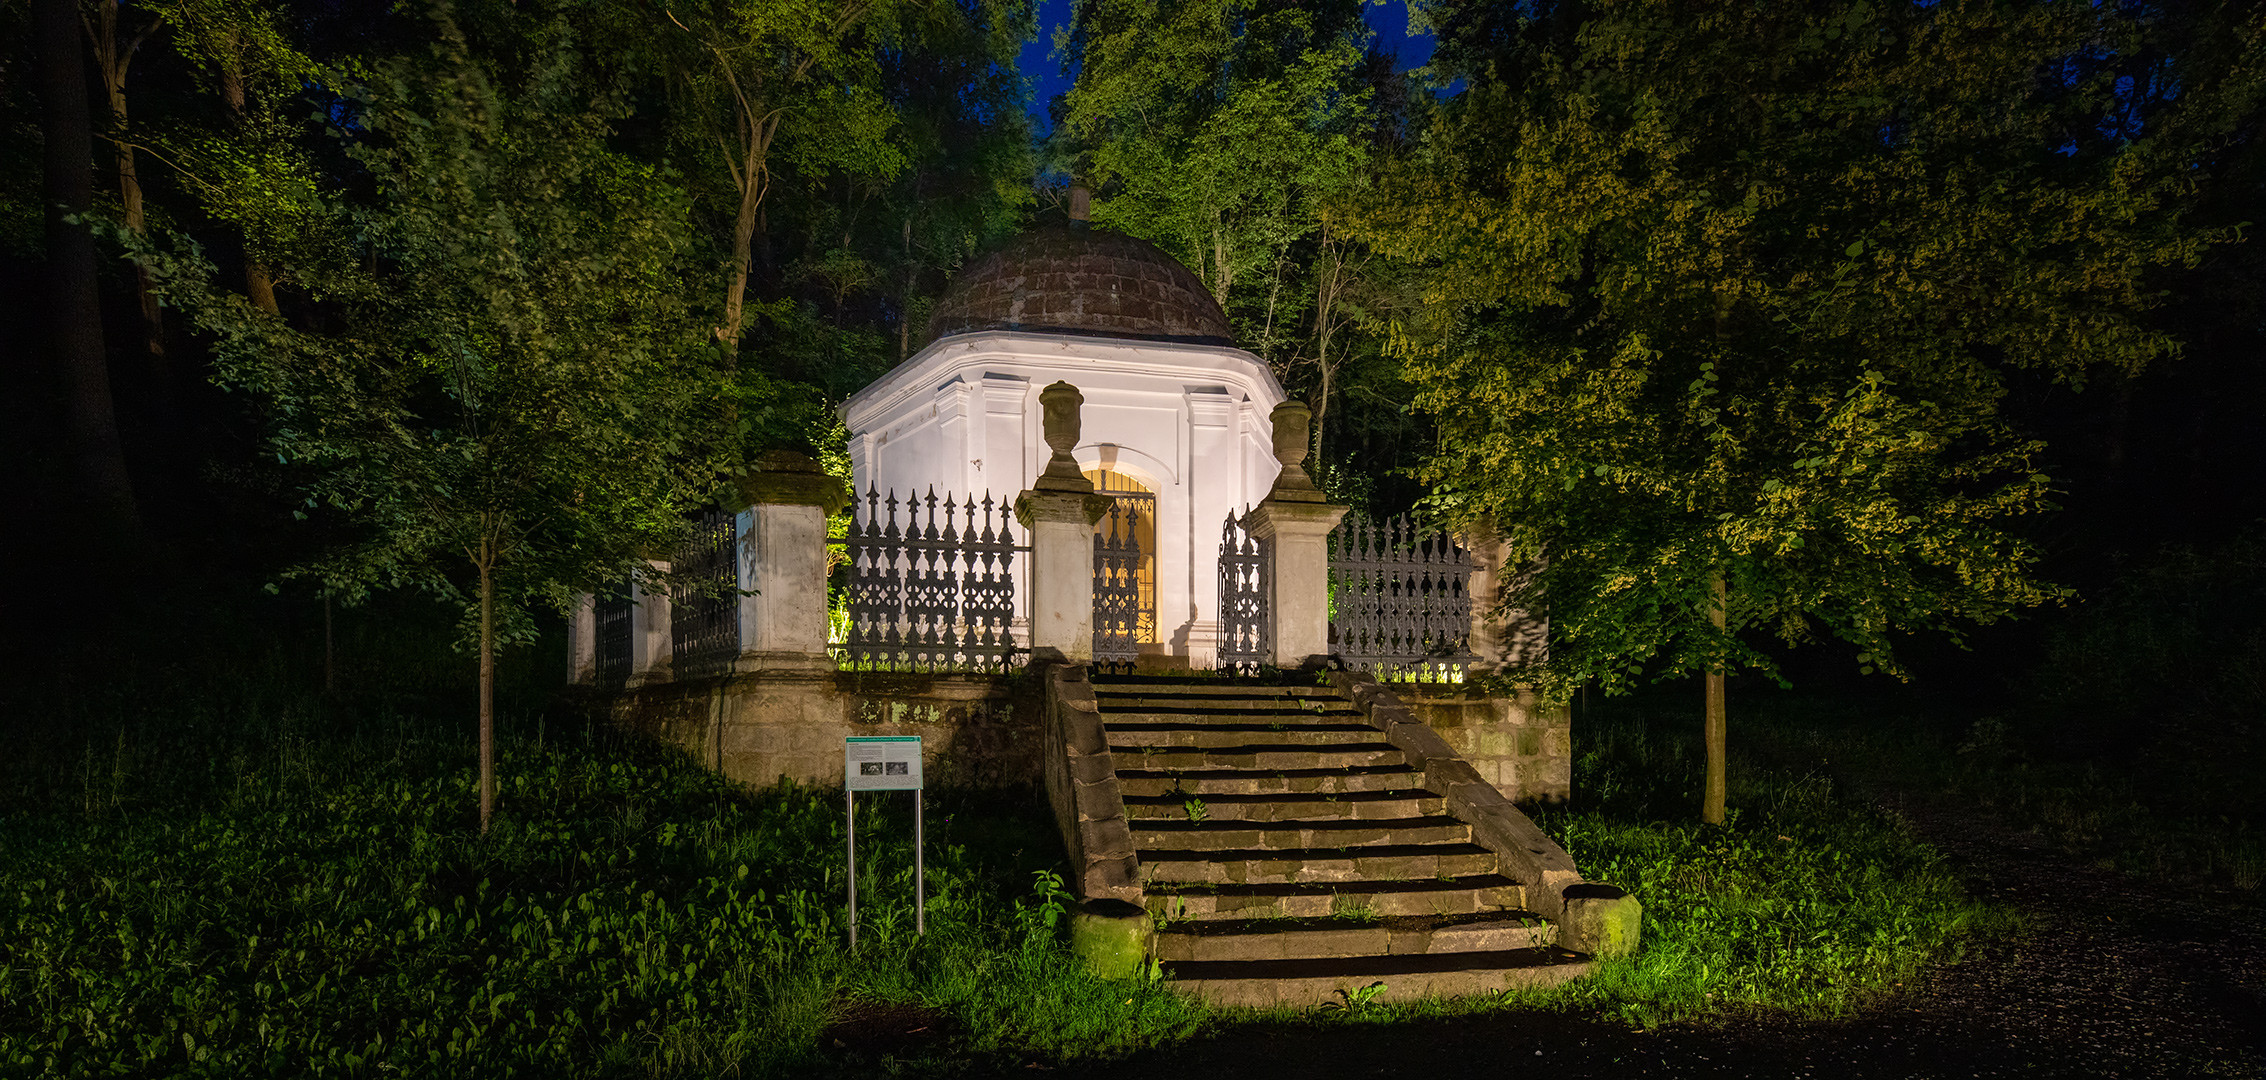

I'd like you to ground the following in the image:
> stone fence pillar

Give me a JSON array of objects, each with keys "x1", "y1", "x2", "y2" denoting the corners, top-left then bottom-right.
[
  {"x1": 731, "y1": 451, "x2": 849, "y2": 672},
  {"x1": 1018, "y1": 381, "x2": 1110, "y2": 663},
  {"x1": 1457, "y1": 525, "x2": 1548, "y2": 675},
  {"x1": 567, "y1": 594, "x2": 598, "y2": 685},
  {"x1": 627, "y1": 567, "x2": 672, "y2": 687},
  {"x1": 1243, "y1": 401, "x2": 1347, "y2": 669}
]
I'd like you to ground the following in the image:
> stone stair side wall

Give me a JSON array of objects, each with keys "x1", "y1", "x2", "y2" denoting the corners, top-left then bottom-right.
[
  {"x1": 1040, "y1": 663, "x2": 1143, "y2": 904},
  {"x1": 1329, "y1": 671, "x2": 1583, "y2": 922}
]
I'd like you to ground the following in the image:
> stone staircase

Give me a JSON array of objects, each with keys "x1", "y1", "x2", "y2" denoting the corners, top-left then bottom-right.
[{"x1": 1091, "y1": 674, "x2": 1592, "y2": 1008}]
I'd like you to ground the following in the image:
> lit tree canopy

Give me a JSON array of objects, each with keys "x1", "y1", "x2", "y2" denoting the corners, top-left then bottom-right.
[{"x1": 1346, "y1": 0, "x2": 2256, "y2": 819}]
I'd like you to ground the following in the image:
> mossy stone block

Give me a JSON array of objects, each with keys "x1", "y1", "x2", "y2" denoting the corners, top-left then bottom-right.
[
  {"x1": 1557, "y1": 882, "x2": 1642, "y2": 960},
  {"x1": 1069, "y1": 900, "x2": 1154, "y2": 980}
]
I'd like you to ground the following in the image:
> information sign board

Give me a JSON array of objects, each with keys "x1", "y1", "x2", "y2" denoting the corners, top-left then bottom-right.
[
  {"x1": 844, "y1": 736, "x2": 923, "y2": 791},
  {"x1": 843, "y1": 735, "x2": 926, "y2": 948}
]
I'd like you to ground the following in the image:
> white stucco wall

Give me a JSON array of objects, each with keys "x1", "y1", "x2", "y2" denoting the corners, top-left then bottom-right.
[{"x1": 840, "y1": 330, "x2": 1285, "y2": 665}]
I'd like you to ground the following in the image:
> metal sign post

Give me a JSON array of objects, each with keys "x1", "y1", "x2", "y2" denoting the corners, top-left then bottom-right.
[{"x1": 844, "y1": 735, "x2": 924, "y2": 950}]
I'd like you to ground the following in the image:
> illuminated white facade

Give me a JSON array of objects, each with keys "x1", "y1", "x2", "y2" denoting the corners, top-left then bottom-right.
[{"x1": 840, "y1": 329, "x2": 1285, "y2": 666}]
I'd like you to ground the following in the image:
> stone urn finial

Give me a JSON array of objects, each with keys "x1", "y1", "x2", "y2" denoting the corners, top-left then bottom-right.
[
  {"x1": 1267, "y1": 400, "x2": 1323, "y2": 500},
  {"x1": 1034, "y1": 380, "x2": 1095, "y2": 492}
]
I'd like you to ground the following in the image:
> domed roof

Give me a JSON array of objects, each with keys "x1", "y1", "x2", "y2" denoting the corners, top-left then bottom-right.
[{"x1": 924, "y1": 226, "x2": 1233, "y2": 347}]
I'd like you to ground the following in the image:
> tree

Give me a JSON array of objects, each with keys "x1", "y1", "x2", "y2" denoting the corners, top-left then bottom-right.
[
  {"x1": 1059, "y1": 0, "x2": 1428, "y2": 498},
  {"x1": 137, "y1": 8, "x2": 728, "y2": 831},
  {"x1": 1346, "y1": 0, "x2": 2252, "y2": 822},
  {"x1": 35, "y1": 0, "x2": 142, "y2": 541},
  {"x1": 1059, "y1": 0, "x2": 1369, "y2": 357},
  {"x1": 81, "y1": 0, "x2": 167, "y2": 362},
  {"x1": 654, "y1": 0, "x2": 924, "y2": 353},
  {"x1": 150, "y1": 0, "x2": 327, "y2": 316}
]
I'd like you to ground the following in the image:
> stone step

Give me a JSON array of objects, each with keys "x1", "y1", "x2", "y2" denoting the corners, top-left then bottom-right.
[
  {"x1": 1115, "y1": 765, "x2": 1422, "y2": 798},
  {"x1": 1111, "y1": 743, "x2": 1404, "y2": 772},
  {"x1": 1106, "y1": 723, "x2": 1378, "y2": 748},
  {"x1": 1144, "y1": 874, "x2": 1528, "y2": 921},
  {"x1": 1139, "y1": 842, "x2": 1498, "y2": 885},
  {"x1": 1096, "y1": 698, "x2": 1367, "y2": 717},
  {"x1": 1122, "y1": 790, "x2": 1444, "y2": 821},
  {"x1": 1129, "y1": 816, "x2": 1469, "y2": 851},
  {"x1": 1166, "y1": 948, "x2": 1591, "y2": 1008},
  {"x1": 1092, "y1": 678, "x2": 1328, "y2": 696},
  {"x1": 1153, "y1": 912, "x2": 1555, "y2": 963}
]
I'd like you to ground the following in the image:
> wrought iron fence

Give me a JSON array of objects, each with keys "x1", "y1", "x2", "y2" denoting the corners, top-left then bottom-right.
[
  {"x1": 1093, "y1": 498, "x2": 1148, "y2": 665},
  {"x1": 1329, "y1": 513, "x2": 1476, "y2": 681},
  {"x1": 1217, "y1": 508, "x2": 1271, "y2": 673},
  {"x1": 840, "y1": 487, "x2": 1020, "y2": 672},
  {"x1": 670, "y1": 507, "x2": 741, "y2": 679},
  {"x1": 595, "y1": 579, "x2": 634, "y2": 690}
]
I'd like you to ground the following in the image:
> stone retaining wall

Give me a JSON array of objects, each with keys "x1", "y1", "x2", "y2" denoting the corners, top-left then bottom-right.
[
  {"x1": 607, "y1": 668, "x2": 1041, "y2": 790},
  {"x1": 1391, "y1": 684, "x2": 1572, "y2": 803}
]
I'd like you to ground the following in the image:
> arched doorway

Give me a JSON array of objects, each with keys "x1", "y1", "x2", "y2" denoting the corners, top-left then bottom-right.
[{"x1": 1085, "y1": 467, "x2": 1156, "y2": 650}]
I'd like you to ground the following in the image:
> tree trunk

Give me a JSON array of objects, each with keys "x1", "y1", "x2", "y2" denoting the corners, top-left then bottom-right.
[
  {"x1": 1309, "y1": 232, "x2": 1344, "y2": 486},
  {"x1": 899, "y1": 213, "x2": 916, "y2": 361},
  {"x1": 38, "y1": 0, "x2": 141, "y2": 540},
  {"x1": 87, "y1": 1, "x2": 165, "y2": 365},
  {"x1": 478, "y1": 555, "x2": 497, "y2": 833},
  {"x1": 1702, "y1": 570, "x2": 1728, "y2": 825},
  {"x1": 216, "y1": 37, "x2": 280, "y2": 315},
  {"x1": 716, "y1": 114, "x2": 777, "y2": 352}
]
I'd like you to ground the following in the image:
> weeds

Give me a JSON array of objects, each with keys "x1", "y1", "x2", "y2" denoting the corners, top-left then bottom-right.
[
  {"x1": 0, "y1": 602, "x2": 2030, "y2": 1070},
  {"x1": 0, "y1": 697, "x2": 1206, "y2": 1077}
]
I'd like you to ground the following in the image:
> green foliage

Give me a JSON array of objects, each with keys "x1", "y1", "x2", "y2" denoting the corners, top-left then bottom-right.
[
  {"x1": 1065, "y1": 4, "x2": 1367, "y2": 319},
  {"x1": 0, "y1": 708, "x2": 1206, "y2": 1077},
  {"x1": 1349, "y1": 0, "x2": 2258, "y2": 698},
  {"x1": 137, "y1": 9, "x2": 726, "y2": 624},
  {"x1": 1527, "y1": 710, "x2": 2001, "y2": 1026},
  {"x1": 1060, "y1": 0, "x2": 1432, "y2": 500},
  {"x1": 651, "y1": 0, "x2": 1035, "y2": 354}
]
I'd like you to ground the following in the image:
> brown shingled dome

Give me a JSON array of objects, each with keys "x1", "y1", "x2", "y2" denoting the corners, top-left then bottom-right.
[{"x1": 925, "y1": 226, "x2": 1233, "y2": 347}]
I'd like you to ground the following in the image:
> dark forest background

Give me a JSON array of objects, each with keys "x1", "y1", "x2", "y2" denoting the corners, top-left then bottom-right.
[{"x1": 2, "y1": 0, "x2": 2262, "y2": 777}]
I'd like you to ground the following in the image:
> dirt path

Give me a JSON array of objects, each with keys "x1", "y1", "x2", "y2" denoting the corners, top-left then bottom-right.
[{"x1": 1066, "y1": 791, "x2": 2266, "y2": 1080}]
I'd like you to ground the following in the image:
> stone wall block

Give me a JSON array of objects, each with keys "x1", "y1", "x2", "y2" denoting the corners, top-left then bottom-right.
[
  {"x1": 1444, "y1": 777, "x2": 1509, "y2": 814},
  {"x1": 1073, "y1": 776, "x2": 1125, "y2": 815},
  {"x1": 1082, "y1": 855, "x2": 1143, "y2": 904},
  {"x1": 1062, "y1": 713, "x2": 1109, "y2": 757},
  {"x1": 1481, "y1": 759, "x2": 1519, "y2": 791},
  {"x1": 1067, "y1": 750, "x2": 1117, "y2": 786},
  {"x1": 1425, "y1": 756, "x2": 1485, "y2": 792},
  {"x1": 1077, "y1": 815, "x2": 1136, "y2": 861}
]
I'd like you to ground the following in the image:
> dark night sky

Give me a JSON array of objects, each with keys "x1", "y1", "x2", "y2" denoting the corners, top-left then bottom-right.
[{"x1": 1016, "y1": 0, "x2": 1434, "y2": 135}]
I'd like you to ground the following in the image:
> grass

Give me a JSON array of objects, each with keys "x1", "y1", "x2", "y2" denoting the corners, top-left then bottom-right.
[
  {"x1": 0, "y1": 702, "x2": 1208, "y2": 1077},
  {"x1": 0, "y1": 601, "x2": 2019, "y2": 1073},
  {"x1": 1714, "y1": 688, "x2": 2266, "y2": 901},
  {"x1": 1524, "y1": 695, "x2": 2011, "y2": 1027},
  {"x1": 1218, "y1": 693, "x2": 2010, "y2": 1031}
]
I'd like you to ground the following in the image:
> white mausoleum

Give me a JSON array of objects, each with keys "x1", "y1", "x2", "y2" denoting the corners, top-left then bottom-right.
[{"x1": 840, "y1": 223, "x2": 1287, "y2": 667}]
